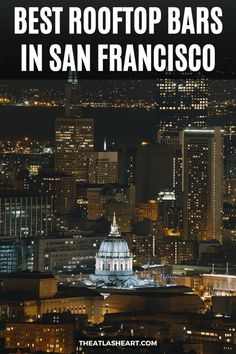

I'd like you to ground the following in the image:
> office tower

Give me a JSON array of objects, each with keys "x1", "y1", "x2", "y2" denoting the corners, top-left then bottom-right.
[
  {"x1": 157, "y1": 130, "x2": 182, "y2": 145},
  {"x1": 87, "y1": 187, "x2": 106, "y2": 220},
  {"x1": 65, "y1": 70, "x2": 81, "y2": 117},
  {"x1": 158, "y1": 78, "x2": 208, "y2": 131},
  {"x1": 36, "y1": 171, "x2": 76, "y2": 215},
  {"x1": 118, "y1": 148, "x2": 136, "y2": 185},
  {"x1": 0, "y1": 191, "x2": 54, "y2": 238},
  {"x1": 0, "y1": 241, "x2": 20, "y2": 273},
  {"x1": 88, "y1": 148, "x2": 136, "y2": 186},
  {"x1": 0, "y1": 239, "x2": 37, "y2": 273},
  {"x1": 136, "y1": 200, "x2": 158, "y2": 222},
  {"x1": 37, "y1": 234, "x2": 105, "y2": 273},
  {"x1": 37, "y1": 171, "x2": 76, "y2": 215},
  {"x1": 182, "y1": 128, "x2": 223, "y2": 241},
  {"x1": 55, "y1": 117, "x2": 94, "y2": 182},
  {"x1": 55, "y1": 72, "x2": 94, "y2": 182},
  {"x1": 157, "y1": 189, "x2": 181, "y2": 236},
  {"x1": 15, "y1": 170, "x2": 76, "y2": 216},
  {"x1": 135, "y1": 142, "x2": 182, "y2": 203},
  {"x1": 225, "y1": 155, "x2": 236, "y2": 180},
  {"x1": 131, "y1": 234, "x2": 158, "y2": 266},
  {"x1": 0, "y1": 148, "x2": 54, "y2": 189},
  {"x1": 88, "y1": 151, "x2": 119, "y2": 184},
  {"x1": 126, "y1": 149, "x2": 136, "y2": 185},
  {"x1": 86, "y1": 184, "x2": 136, "y2": 223},
  {"x1": 156, "y1": 237, "x2": 199, "y2": 264},
  {"x1": 157, "y1": 131, "x2": 183, "y2": 232}
]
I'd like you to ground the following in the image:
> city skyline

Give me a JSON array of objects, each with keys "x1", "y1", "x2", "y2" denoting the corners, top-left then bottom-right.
[{"x1": 0, "y1": 78, "x2": 235, "y2": 354}]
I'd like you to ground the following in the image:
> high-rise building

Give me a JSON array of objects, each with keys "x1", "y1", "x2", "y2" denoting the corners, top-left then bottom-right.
[
  {"x1": 158, "y1": 78, "x2": 208, "y2": 131},
  {"x1": 87, "y1": 187, "x2": 106, "y2": 220},
  {"x1": 157, "y1": 189, "x2": 182, "y2": 236},
  {"x1": 156, "y1": 237, "x2": 199, "y2": 265},
  {"x1": 136, "y1": 200, "x2": 158, "y2": 222},
  {"x1": 16, "y1": 170, "x2": 76, "y2": 215},
  {"x1": 118, "y1": 148, "x2": 136, "y2": 185},
  {"x1": 0, "y1": 239, "x2": 37, "y2": 273},
  {"x1": 135, "y1": 142, "x2": 182, "y2": 203},
  {"x1": 182, "y1": 128, "x2": 223, "y2": 241},
  {"x1": 55, "y1": 72, "x2": 94, "y2": 182},
  {"x1": 88, "y1": 151, "x2": 119, "y2": 184},
  {"x1": 131, "y1": 233, "x2": 158, "y2": 266},
  {"x1": 36, "y1": 171, "x2": 76, "y2": 215},
  {"x1": 55, "y1": 117, "x2": 94, "y2": 182},
  {"x1": 0, "y1": 191, "x2": 54, "y2": 238},
  {"x1": 86, "y1": 184, "x2": 136, "y2": 223},
  {"x1": 0, "y1": 151, "x2": 54, "y2": 190},
  {"x1": 65, "y1": 70, "x2": 81, "y2": 117},
  {"x1": 0, "y1": 241, "x2": 20, "y2": 273}
]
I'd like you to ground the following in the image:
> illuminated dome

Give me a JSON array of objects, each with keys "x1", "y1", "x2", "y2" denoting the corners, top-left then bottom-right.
[
  {"x1": 87, "y1": 214, "x2": 146, "y2": 288},
  {"x1": 98, "y1": 234, "x2": 131, "y2": 259},
  {"x1": 95, "y1": 214, "x2": 133, "y2": 277}
]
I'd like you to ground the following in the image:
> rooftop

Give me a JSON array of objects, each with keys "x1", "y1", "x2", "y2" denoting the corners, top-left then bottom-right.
[
  {"x1": 100, "y1": 285, "x2": 193, "y2": 295},
  {"x1": 56, "y1": 285, "x2": 103, "y2": 299},
  {"x1": 0, "y1": 284, "x2": 103, "y2": 301},
  {"x1": 0, "y1": 190, "x2": 53, "y2": 197},
  {"x1": 2, "y1": 271, "x2": 55, "y2": 280}
]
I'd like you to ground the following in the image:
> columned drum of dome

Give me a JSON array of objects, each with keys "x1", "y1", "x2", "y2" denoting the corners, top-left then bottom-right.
[{"x1": 87, "y1": 214, "x2": 146, "y2": 288}]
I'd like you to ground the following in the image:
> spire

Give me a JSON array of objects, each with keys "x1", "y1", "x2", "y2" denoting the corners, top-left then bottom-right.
[
  {"x1": 110, "y1": 213, "x2": 120, "y2": 236},
  {"x1": 104, "y1": 138, "x2": 107, "y2": 151},
  {"x1": 113, "y1": 213, "x2": 116, "y2": 226}
]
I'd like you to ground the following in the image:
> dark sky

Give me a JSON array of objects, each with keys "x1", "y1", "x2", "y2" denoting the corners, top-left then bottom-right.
[
  {"x1": 0, "y1": 106, "x2": 158, "y2": 148},
  {"x1": 0, "y1": 0, "x2": 236, "y2": 79}
]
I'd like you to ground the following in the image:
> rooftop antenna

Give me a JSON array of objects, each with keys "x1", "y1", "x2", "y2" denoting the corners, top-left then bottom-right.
[{"x1": 226, "y1": 262, "x2": 229, "y2": 275}]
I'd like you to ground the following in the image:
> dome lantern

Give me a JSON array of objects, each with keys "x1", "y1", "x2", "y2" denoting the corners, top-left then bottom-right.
[{"x1": 110, "y1": 213, "x2": 119, "y2": 237}]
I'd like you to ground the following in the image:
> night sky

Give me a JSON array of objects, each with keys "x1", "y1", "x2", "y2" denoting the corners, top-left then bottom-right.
[{"x1": 0, "y1": 105, "x2": 158, "y2": 148}]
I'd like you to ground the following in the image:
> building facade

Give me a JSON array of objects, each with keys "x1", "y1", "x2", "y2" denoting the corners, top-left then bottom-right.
[
  {"x1": 55, "y1": 117, "x2": 94, "y2": 182},
  {"x1": 158, "y1": 78, "x2": 208, "y2": 131},
  {"x1": 88, "y1": 151, "x2": 119, "y2": 184},
  {"x1": 182, "y1": 128, "x2": 223, "y2": 241},
  {"x1": 0, "y1": 191, "x2": 53, "y2": 238},
  {"x1": 0, "y1": 272, "x2": 103, "y2": 324}
]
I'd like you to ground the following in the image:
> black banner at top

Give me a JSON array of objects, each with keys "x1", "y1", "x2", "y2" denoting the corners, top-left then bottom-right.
[{"x1": 0, "y1": 0, "x2": 236, "y2": 79}]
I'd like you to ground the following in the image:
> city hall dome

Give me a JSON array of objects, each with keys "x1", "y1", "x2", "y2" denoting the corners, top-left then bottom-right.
[
  {"x1": 87, "y1": 214, "x2": 150, "y2": 288},
  {"x1": 95, "y1": 214, "x2": 133, "y2": 276},
  {"x1": 98, "y1": 234, "x2": 131, "y2": 259}
]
